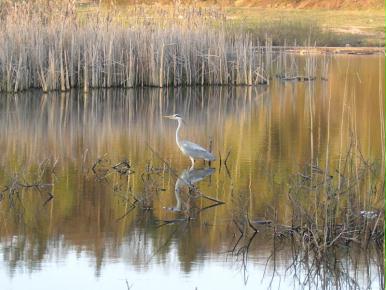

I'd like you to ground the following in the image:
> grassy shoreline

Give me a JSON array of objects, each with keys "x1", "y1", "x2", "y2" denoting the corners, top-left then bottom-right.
[
  {"x1": 225, "y1": 7, "x2": 386, "y2": 47},
  {"x1": 79, "y1": 4, "x2": 385, "y2": 46},
  {"x1": 78, "y1": 1, "x2": 386, "y2": 47},
  {"x1": 226, "y1": 8, "x2": 385, "y2": 46}
]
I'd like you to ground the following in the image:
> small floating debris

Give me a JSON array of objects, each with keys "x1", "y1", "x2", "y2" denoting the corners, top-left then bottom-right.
[
  {"x1": 251, "y1": 219, "x2": 272, "y2": 225},
  {"x1": 360, "y1": 210, "x2": 378, "y2": 220},
  {"x1": 92, "y1": 156, "x2": 135, "y2": 180},
  {"x1": 276, "y1": 74, "x2": 317, "y2": 82},
  {"x1": 163, "y1": 206, "x2": 182, "y2": 213},
  {"x1": 112, "y1": 160, "x2": 134, "y2": 175}
]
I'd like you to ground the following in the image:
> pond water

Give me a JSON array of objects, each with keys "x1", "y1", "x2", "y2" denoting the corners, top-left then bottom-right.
[{"x1": 0, "y1": 55, "x2": 384, "y2": 290}]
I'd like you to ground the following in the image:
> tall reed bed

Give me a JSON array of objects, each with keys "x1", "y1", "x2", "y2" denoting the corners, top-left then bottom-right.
[
  {"x1": 0, "y1": 1, "x2": 340, "y2": 93},
  {"x1": 0, "y1": 1, "x2": 276, "y2": 93}
]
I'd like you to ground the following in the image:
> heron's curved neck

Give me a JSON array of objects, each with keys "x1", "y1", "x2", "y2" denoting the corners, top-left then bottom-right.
[{"x1": 176, "y1": 119, "x2": 182, "y2": 146}]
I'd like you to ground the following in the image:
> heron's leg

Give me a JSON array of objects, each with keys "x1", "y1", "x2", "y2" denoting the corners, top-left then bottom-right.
[{"x1": 189, "y1": 157, "x2": 195, "y2": 168}]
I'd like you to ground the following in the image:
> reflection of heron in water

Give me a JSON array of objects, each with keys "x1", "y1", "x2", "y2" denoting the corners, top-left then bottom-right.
[
  {"x1": 164, "y1": 114, "x2": 215, "y2": 167},
  {"x1": 172, "y1": 167, "x2": 215, "y2": 212}
]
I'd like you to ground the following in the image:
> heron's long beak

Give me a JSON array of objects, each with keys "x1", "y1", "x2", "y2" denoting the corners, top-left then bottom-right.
[{"x1": 163, "y1": 115, "x2": 173, "y2": 119}]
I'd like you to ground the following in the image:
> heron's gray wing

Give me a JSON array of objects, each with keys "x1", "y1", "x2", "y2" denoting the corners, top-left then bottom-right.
[{"x1": 181, "y1": 140, "x2": 216, "y2": 161}]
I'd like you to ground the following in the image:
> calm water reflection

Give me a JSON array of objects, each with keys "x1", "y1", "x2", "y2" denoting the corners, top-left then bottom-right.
[{"x1": 0, "y1": 55, "x2": 384, "y2": 289}]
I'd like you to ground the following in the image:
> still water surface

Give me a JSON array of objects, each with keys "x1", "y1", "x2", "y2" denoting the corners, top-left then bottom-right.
[{"x1": 0, "y1": 55, "x2": 384, "y2": 289}]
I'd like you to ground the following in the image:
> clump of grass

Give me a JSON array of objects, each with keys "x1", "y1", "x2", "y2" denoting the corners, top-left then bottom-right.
[
  {"x1": 263, "y1": 150, "x2": 385, "y2": 288},
  {"x1": 284, "y1": 148, "x2": 384, "y2": 252},
  {"x1": 0, "y1": 158, "x2": 56, "y2": 206}
]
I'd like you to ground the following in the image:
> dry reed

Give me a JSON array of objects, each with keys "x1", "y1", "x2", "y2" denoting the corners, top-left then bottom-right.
[{"x1": 0, "y1": 1, "x2": 331, "y2": 93}]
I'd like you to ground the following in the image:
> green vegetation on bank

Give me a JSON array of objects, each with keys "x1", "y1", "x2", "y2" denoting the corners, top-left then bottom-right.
[{"x1": 225, "y1": 8, "x2": 385, "y2": 46}]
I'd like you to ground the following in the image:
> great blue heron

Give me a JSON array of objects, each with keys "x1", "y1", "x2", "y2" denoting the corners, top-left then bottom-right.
[{"x1": 164, "y1": 114, "x2": 215, "y2": 167}]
